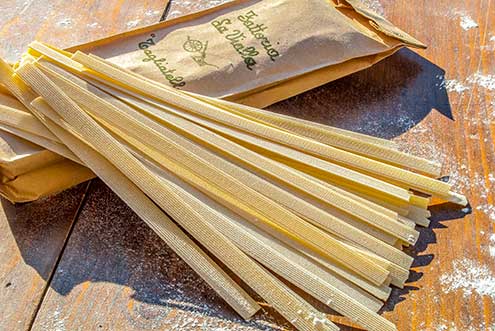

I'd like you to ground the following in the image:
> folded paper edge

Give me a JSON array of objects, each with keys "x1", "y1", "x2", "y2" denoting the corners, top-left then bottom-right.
[{"x1": 342, "y1": 0, "x2": 427, "y2": 49}]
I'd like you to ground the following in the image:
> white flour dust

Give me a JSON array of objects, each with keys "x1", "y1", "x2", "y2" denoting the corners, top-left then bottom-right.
[
  {"x1": 439, "y1": 72, "x2": 495, "y2": 95},
  {"x1": 447, "y1": 169, "x2": 495, "y2": 222},
  {"x1": 489, "y1": 234, "x2": 495, "y2": 257},
  {"x1": 440, "y1": 259, "x2": 495, "y2": 301},
  {"x1": 126, "y1": 19, "x2": 141, "y2": 29},
  {"x1": 431, "y1": 320, "x2": 495, "y2": 331},
  {"x1": 477, "y1": 204, "x2": 495, "y2": 221},
  {"x1": 442, "y1": 79, "x2": 470, "y2": 93},
  {"x1": 459, "y1": 15, "x2": 479, "y2": 30},
  {"x1": 86, "y1": 22, "x2": 99, "y2": 29},
  {"x1": 467, "y1": 73, "x2": 495, "y2": 91},
  {"x1": 446, "y1": 10, "x2": 479, "y2": 31},
  {"x1": 359, "y1": 0, "x2": 385, "y2": 16},
  {"x1": 481, "y1": 35, "x2": 495, "y2": 51},
  {"x1": 145, "y1": 9, "x2": 161, "y2": 17}
]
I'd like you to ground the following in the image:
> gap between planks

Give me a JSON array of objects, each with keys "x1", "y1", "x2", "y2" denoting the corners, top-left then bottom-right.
[{"x1": 26, "y1": 180, "x2": 93, "y2": 331}]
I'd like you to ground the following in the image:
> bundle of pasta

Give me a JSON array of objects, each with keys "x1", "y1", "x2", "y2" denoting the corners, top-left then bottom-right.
[{"x1": 0, "y1": 41, "x2": 466, "y2": 331}]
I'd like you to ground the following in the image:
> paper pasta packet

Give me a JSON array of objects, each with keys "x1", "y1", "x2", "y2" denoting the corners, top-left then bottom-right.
[
  {"x1": 0, "y1": 90, "x2": 94, "y2": 202},
  {"x1": 70, "y1": 0, "x2": 425, "y2": 107},
  {"x1": 0, "y1": 0, "x2": 425, "y2": 203}
]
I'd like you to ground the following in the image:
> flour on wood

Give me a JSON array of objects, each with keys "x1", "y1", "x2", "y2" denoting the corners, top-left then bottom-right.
[
  {"x1": 440, "y1": 258, "x2": 495, "y2": 301},
  {"x1": 467, "y1": 73, "x2": 495, "y2": 91}
]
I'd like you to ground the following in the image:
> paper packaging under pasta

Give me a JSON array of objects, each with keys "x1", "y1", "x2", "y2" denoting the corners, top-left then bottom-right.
[{"x1": 0, "y1": 0, "x2": 426, "y2": 203}]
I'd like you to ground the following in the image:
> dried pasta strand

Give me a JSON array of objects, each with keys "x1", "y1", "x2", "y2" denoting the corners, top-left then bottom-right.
[
  {"x1": 0, "y1": 58, "x2": 260, "y2": 320},
  {"x1": 0, "y1": 103, "x2": 59, "y2": 142},
  {"x1": 190, "y1": 93, "x2": 441, "y2": 176},
  {"x1": 86, "y1": 51, "x2": 399, "y2": 151},
  {"x1": 0, "y1": 123, "x2": 80, "y2": 164},
  {"x1": 341, "y1": 241, "x2": 410, "y2": 288},
  {"x1": 17, "y1": 62, "x2": 341, "y2": 331},
  {"x1": 36, "y1": 63, "x2": 391, "y2": 286},
  {"x1": 45, "y1": 63, "x2": 418, "y2": 247},
  {"x1": 292, "y1": 238, "x2": 392, "y2": 301},
  {"x1": 69, "y1": 51, "x2": 453, "y2": 200},
  {"x1": 0, "y1": 72, "x2": 410, "y2": 272},
  {"x1": 141, "y1": 157, "x2": 397, "y2": 331}
]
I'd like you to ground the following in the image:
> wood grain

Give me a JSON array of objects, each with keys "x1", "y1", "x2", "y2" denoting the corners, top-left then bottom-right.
[
  {"x1": 0, "y1": 183, "x2": 89, "y2": 331},
  {"x1": 0, "y1": 0, "x2": 167, "y2": 63},
  {"x1": 1, "y1": 0, "x2": 494, "y2": 330},
  {"x1": 0, "y1": 1, "x2": 167, "y2": 330},
  {"x1": 30, "y1": 180, "x2": 289, "y2": 331}
]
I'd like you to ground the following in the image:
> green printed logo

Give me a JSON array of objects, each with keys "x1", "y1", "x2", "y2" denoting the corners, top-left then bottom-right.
[{"x1": 182, "y1": 36, "x2": 219, "y2": 69}]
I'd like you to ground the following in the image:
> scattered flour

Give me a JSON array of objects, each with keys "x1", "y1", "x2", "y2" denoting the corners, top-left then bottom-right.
[
  {"x1": 167, "y1": 10, "x2": 183, "y2": 18},
  {"x1": 459, "y1": 15, "x2": 479, "y2": 30},
  {"x1": 481, "y1": 36, "x2": 495, "y2": 51},
  {"x1": 439, "y1": 322, "x2": 458, "y2": 331},
  {"x1": 489, "y1": 234, "x2": 495, "y2": 257},
  {"x1": 442, "y1": 79, "x2": 470, "y2": 93},
  {"x1": 477, "y1": 204, "x2": 495, "y2": 221},
  {"x1": 86, "y1": 22, "x2": 99, "y2": 29},
  {"x1": 467, "y1": 73, "x2": 495, "y2": 91},
  {"x1": 445, "y1": 166, "x2": 473, "y2": 193},
  {"x1": 56, "y1": 18, "x2": 72, "y2": 27},
  {"x1": 145, "y1": 9, "x2": 160, "y2": 17},
  {"x1": 440, "y1": 258, "x2": 495, "y2": 301},
  {"x1": 51, "y1": 308, "x2": 67, "y2": 331},
  {"x1": 126, "y1": 19, "x2": 141, "y2": 29},
  {"x1": 440, "y1": 73, "x2": 495, "y2": 94},
  {"x1": 359, "y1": 0, "x2": 385, "y2": 16},
  {"x1": 430, "y1": 319, "x2": 495, "y2": 331},
  {"x1": 446, "y1": 10, "x2": 479, "y2": 31}
]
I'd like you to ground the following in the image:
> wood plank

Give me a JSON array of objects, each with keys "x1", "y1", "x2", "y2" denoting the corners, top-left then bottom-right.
[
  {"x1": 0, "y1": 1, "x2": 167, "y2": 330},
  {"x1": 269, "y1": 1, "x2": 495, "y2": 330},
  {"x1": 0, "y1": 183, "x2": 89, "y2": 331},
  {"x1": 30, "y1": 180, "x2": 289, "y2": 331},
  {"x1": 0, "y1": 0, "x2": 167, "y2": 63},
  {"x1": 4, "y1": 0, "x2": 495, "y2": 330}
]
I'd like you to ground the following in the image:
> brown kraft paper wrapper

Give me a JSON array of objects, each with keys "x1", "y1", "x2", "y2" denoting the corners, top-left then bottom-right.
[{"x1": 0, "y1": 0, "x2": 425, "y2": 202}]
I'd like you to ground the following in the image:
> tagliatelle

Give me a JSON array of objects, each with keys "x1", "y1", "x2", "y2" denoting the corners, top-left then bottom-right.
[
  {"x1": 19, "y1": 65, "x2": 339, "y2": 331},
  {"x1": 38, "y1": 61, "x2": 419, "y2": 246},
  {"x1": 70, "y1": 51, "x2": 458, "y2": 200},
  {"x1": 190, "y1": 93, "x2": 442, "y2": 176},
  {"x1": 141, "y1": 157, "x2": 397, "y2": 331},
  {"x1": 37, "y1": 63, "x2": 393, "y2": 286},
  {"x1": 84, "y1": 51, "x2": 400, "y2": 151},
  {"x1": 0, "y1": 42, "x2": 469, "y2": 331},
  {"x1": 0, "y1": 59, "x2": 260, "y2": 321}
]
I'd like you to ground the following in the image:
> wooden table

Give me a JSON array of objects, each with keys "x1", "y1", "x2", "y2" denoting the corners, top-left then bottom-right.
[{"x1": 1, "y1": 1, "x2": 494, "y2": 330}]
